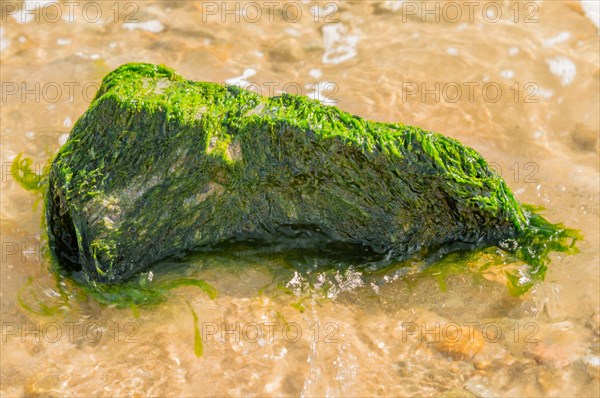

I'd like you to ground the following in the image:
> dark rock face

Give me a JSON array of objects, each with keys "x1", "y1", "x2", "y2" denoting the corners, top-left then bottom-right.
[{"x1": 46, "y1": 63, "x2": 576, "y2": 284}]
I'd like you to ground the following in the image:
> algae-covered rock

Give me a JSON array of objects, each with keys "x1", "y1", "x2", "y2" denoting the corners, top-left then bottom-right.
[{"x1": 46, "y1": 63, "x2": 577, "y2": 284}]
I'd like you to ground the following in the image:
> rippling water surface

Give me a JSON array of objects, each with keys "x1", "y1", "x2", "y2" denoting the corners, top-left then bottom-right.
[{"x1": 1, "y1": 1, "x2": 599, "y2": 396}]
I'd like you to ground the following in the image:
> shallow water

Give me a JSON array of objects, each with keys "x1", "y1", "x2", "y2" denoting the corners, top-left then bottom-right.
[{"x1": 1, "y1": 1, "x2": 599, "y2": 396}]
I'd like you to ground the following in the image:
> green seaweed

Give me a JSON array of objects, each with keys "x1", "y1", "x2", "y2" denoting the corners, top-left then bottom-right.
[
  {"x1": 11, "y1": 153, "x2": 47, "y2": 193},
  {"x1": 185, "y1": 299, "x2": 203, "y2": 357},
  {"x1": 39, "y1": 62, "x2": 579, "y2": 300},
  {"x1": 69, "y1": 272, "x2": 218, "y2": 308},
  {"x1": 290, "y1": 299, "x2": 306, "y2": 313},
  {"x1": 17, "y1": 276, "x2": 68, "y2": 316}
]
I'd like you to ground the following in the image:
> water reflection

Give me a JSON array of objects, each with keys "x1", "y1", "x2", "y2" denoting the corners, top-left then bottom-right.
[{"x1": 1, "y1": 0, "x2": 599, "y2": 396}]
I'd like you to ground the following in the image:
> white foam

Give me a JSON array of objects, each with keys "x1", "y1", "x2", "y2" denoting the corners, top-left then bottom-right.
[
  {"x1": 381, "y1": 0, "x2": 404, "y2": 12},
  {"x1": 580, "y1": 0, "x2": 600, "y2": 29},
  {"x1": 308, "y1": 68, "x2": 322, "y2": 79},
  {"x1": 370, "y1": 282, "x2": 380, "y2": 294},
  {"x1": 446, "y1": 47, "x2": 458, "y2": 56},
  {"x1": 537, "y1": 87, "x2": 555, "y2": 98},
  {"x1": 58, "y1": 133, "x2": 69, "y2": 146},
  {"x1": 57, "y1": 38, "x2": 71, "y2": 46},
  {"x1": 545, "y1": 56, "x2": 577, "y2": 86},
  {"x1": 285, "y1": 271, "x2": 305, "y2": 296},
  {"x1": 0, "y1": 28, "x2": 8, "y2": 53},
  {"x1": 285, "y1": 27, "x2": 301, "y2": 37},
  {"x1": 321, "y1": 23, "x2": 359, "y2": 65},
  {"x1": 225, "y1": 68, "x2": 257, "y2": 87},
  {"x1": 543, "y1": 31, "x2": 571, "y2": 48},
  {"x1": 306, "y1": 81, "x2": 336, "y2": 106},
  {"x1": 26, "y1": 0, "x2": 56, "y2": 7},
  {"x1": 500, "y1": 69, "x2": 515, "y2": 79},
  {"x1": 508, "y1": 47, "x2": 519, "y2": 56},
  {"x1": 486, "y1": 7, "x2": 498, "y2": 20},
  {"x1": 584, "y1": 353, "x2": 600, "y2": 367},
  {"x1": 123, "y1": 19, "x2": 164, "y2": 33},
  {"x1": 306, "y1": 82, "x2": 337, "y2": 105}
]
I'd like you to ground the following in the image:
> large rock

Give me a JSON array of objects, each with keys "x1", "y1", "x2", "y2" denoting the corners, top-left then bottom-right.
[{"x1": 46, "y1": 63, "x2": 577, "y2": 284}]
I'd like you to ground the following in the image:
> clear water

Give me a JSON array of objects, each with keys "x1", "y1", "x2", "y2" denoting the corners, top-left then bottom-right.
[{"x1": 1, "y1": 1, "x2": 599, "y2": 396}]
